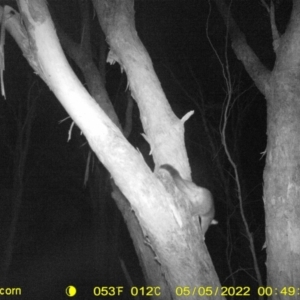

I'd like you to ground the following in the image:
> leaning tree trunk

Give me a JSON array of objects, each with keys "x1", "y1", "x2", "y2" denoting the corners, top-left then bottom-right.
[{"x1": 3, "y1": 0, "x2": 222, "y2": 298}]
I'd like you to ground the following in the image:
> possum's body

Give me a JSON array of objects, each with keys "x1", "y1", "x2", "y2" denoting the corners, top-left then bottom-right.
[{"x1": 160, "y1": 164, "x2": 216, "y2": 235}]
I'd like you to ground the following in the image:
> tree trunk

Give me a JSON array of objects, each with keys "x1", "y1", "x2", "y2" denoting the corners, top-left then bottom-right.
[
  {"x1": 264, "y1": 69, "x2": 300, "y2": 288},
  {"x1": 3, "y1": 0, "x2": 222, "y2": 298},
  {"x1": 214, "y1": 0, "x2": 300, "y2": 291}
]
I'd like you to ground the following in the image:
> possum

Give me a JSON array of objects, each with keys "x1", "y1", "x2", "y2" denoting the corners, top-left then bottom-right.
[{"x1": 160, "y1": 164, "x2": 216, "y2": 235}]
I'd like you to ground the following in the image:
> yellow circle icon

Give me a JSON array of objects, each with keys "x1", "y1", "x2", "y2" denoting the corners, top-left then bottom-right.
[{"x1": 66, "y1": 285, "x2": 77, "y2": 297}]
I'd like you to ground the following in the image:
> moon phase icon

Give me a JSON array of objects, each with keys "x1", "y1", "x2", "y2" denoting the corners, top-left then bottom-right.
[{"x1": 66, "y1": 285, "x2": 77, "y2": 297}]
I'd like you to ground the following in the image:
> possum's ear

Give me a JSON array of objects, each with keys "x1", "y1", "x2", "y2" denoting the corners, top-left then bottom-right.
[{"x1": 157, "y1": 165, "x2": 181, "y2": 196}]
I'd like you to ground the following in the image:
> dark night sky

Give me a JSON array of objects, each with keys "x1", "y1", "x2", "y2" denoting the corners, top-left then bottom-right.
[{"x1": 0, "y1": 0, "x2": 293, "y2": 298}]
